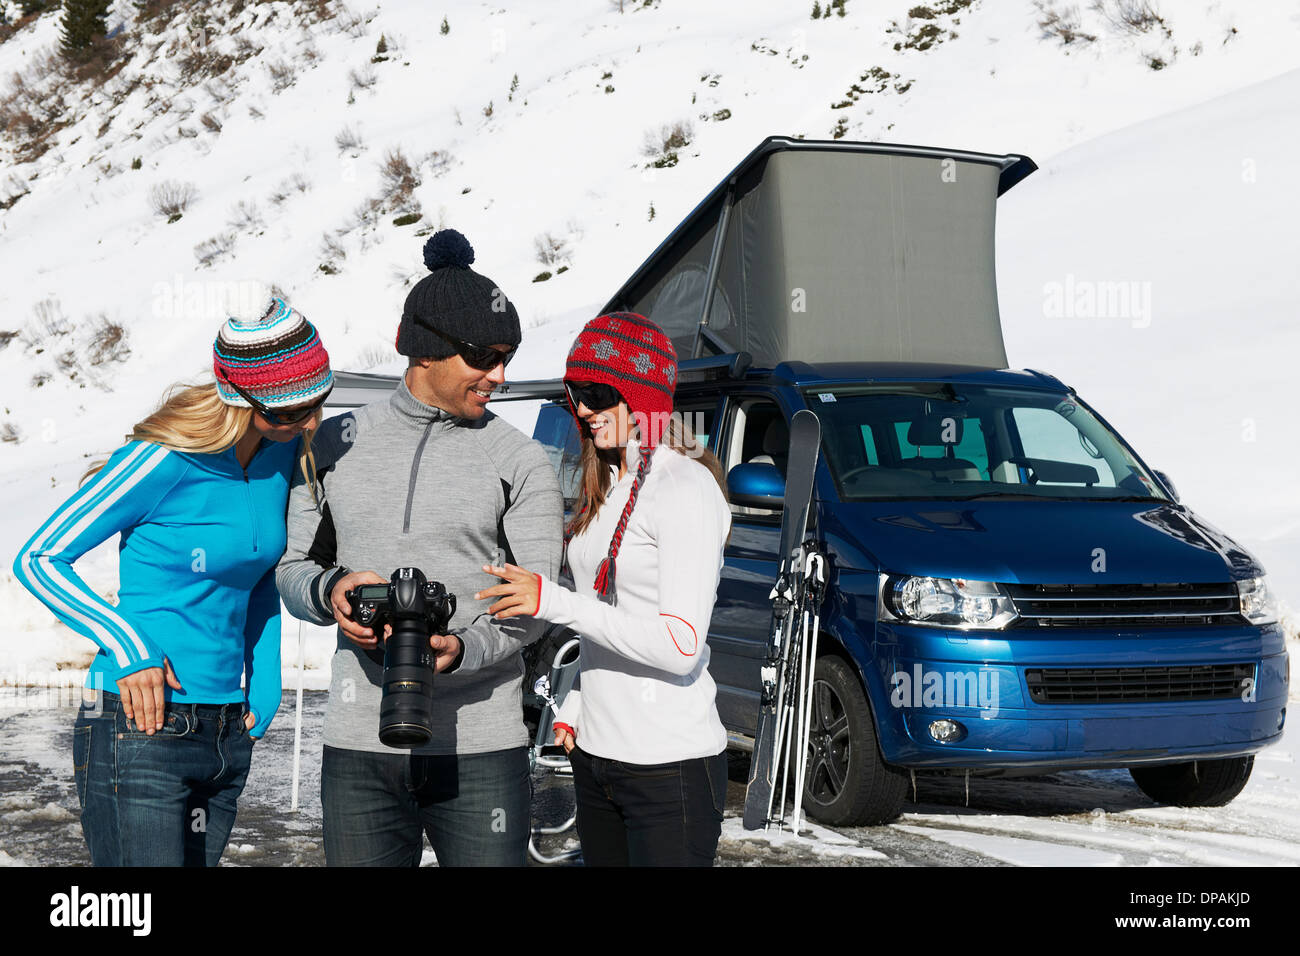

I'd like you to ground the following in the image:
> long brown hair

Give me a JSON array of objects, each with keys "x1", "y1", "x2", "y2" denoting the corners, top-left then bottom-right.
[
  {"x1": 566, "y1": 412, "x2": 727, "y2": 538},
  {"x1": 82, "y1": 381, "x2": 322, "y2": 504}
]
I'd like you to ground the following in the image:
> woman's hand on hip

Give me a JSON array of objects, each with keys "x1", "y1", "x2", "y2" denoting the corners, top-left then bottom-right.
[
  {"x1": 553, "y1": 725, "x2": 576, "y2": 754},
  {"x1": 474, "y1": 564, "x2": 541, "y2": 620},
  {"x1": 117, "y1": 658, "x2": 182, "y2": 734}
]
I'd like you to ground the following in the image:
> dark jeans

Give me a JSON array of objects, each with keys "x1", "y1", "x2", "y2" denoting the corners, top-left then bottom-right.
[
  {"x1": 569, "y1": 746, "x2": 728, "y2": 866},
  {"x1": 73, "y1": 691, "x2": 254, "y2": 867},
  {"x1": 321, "y1": 745, "x2": 531, "y2": 866}
]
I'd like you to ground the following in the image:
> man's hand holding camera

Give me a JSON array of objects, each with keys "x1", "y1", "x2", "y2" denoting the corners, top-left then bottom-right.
[{"x1": 330, "y1": 570, "x2": 462, "y2": 670}]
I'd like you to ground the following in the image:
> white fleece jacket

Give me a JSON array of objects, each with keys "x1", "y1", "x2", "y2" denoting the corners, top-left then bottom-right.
[{"x1": 538, "y1": 438, "x2": 730, "y2": 764}]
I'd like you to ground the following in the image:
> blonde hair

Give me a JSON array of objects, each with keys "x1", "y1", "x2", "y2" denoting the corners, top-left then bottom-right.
[
  {"x1": 567, "y1": 413, "x2": 727, "y2": 539},
  {"x1": 82, "y1": 382, "x2": 322, "y2": 504}
]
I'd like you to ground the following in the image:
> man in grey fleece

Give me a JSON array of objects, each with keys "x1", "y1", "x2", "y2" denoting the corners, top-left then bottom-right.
[{"x1": 276, "y1": 230, "x2": 563, "y2": 866}]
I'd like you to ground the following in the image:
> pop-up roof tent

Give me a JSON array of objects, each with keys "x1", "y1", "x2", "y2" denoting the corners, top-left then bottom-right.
[
  {"x1": 328, "y1": 137, "x2": 1038, "y2": 409},
  {"x1": 602, "y1": 136, "x2": 1036, "y2": 369}
]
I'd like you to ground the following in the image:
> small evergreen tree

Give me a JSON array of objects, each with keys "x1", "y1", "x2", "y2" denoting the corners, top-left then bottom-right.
[
  {"x1": 440, "y1": 16, "x2": 449, "y2": 35},
  {"x1": 60, "y1": 0, "x2": 111, "y2": 56},
  {"x1": 811, "y1": 2, "x2": 821, "y2": 18},
  {"x1": 509, "y1": 73, "x2": 518, "y2": 100}
]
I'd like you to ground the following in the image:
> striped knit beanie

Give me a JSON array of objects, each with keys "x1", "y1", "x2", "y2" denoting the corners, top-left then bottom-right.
[
  {"x1": 213, "y1": 285, "x2": 333, "y2": 408},
  {"x1": 564, "y1": 312, "x2": 677, "y2": 605}
]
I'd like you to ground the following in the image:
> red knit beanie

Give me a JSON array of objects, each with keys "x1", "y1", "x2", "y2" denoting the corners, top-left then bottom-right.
[
  {"x1": 564, "y1": 312, "x2": 678, "y2": 604},
  {"x1": 563, "y1": 311, "x2": 677, "y2": 442}
]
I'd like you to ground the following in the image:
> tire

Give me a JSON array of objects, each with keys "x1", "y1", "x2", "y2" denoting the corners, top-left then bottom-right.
[
  {"x1": 1129, "y1": 756, "x2": 1254, "y2": 807},
  {"x1": 801, "y1": 655, "x2": 908, "y2": 826}
]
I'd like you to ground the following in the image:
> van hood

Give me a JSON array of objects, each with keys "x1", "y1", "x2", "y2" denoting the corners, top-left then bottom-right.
[{"x1": 822, "y1": 499, "x2": 1263, "y2": 584}]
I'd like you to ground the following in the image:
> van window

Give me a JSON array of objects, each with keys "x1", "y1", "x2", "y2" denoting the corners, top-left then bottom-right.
[
  {"x1": 808, "y1": 385, "x2": 1166, "y2": 502},
  {"x1": 1011, "y1": 407, "x2": 1117, "y2": 487}
]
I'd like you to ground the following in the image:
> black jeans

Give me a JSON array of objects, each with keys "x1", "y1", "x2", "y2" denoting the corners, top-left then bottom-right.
[
  {"x1": 320, "y1": 745, "x2": 531, "y2": 867},
  {"x1": 568, "y1": 746, "x2": 727, "y2": 866}
]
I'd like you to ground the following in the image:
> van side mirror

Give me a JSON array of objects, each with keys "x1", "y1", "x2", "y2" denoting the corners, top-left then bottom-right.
[
  {"x1": 728, "y1": 463, "x2": 785, "y2": 509},
  {"x1": 1153, "y1": 469, "x2": 1180, "y2": 502}
]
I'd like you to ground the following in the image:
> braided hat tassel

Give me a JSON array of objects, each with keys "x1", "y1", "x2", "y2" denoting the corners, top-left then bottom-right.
[{"x1": 593, "y1": 448, "x2": 654, "y2": 606}]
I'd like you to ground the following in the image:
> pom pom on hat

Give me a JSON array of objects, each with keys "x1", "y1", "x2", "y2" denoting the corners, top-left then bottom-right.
[
  {"x1": 224, "y1": 281, "x2": 277, "y2": 326},
  {"x1": 398, "y1": 229, "x2": 520, "y2": 357},
  {"x1": 423, "y1": 229, "x2": 476, "y2": 271}
]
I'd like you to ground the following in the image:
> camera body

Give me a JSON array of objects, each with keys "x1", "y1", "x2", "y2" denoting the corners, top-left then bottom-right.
[{"x1": 345, "y1": 568, "x2": 456, "y2": 748}]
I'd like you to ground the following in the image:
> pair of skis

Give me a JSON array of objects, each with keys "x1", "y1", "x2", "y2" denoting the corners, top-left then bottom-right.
[{"x1": 742, "y1": 409, "x2": 828, "y2": 834}]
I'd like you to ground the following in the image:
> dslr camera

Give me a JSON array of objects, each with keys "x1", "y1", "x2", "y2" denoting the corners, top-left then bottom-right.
[{"x1": 345, "y1": 567, "x2": 456, "y2": 748}]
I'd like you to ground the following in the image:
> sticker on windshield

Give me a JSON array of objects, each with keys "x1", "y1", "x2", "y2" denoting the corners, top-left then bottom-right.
[{"x1": 818, "y1": 393, "x2": 837, "y2": 403}]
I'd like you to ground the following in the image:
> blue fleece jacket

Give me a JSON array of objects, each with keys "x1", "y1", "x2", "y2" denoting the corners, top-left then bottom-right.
[{"x1": 12, "y1": 437, "x2": 296, "y2": 737}]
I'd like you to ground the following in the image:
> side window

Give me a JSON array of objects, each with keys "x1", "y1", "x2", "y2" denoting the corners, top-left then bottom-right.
[
  {"x1": 721, "y1": 397, "x2": 786, "y2": 520},
  {"x1": 532, "y1": 402, "x2": 582, "y2": 508},
  {"x1": 674, "y1": 399, "x2": 717, "y2": 449},
  {"x1": 859, "y1": 425, "x2": 879, "y2": 466}
]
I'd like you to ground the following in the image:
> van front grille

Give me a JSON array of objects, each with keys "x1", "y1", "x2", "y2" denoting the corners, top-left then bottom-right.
[
  {"x1": 1025, "y1": 663, "x2": 1255, "y2": 704},
  {"x1": 1007, "y1": 582, "x2": 1243, "y2": 628}
]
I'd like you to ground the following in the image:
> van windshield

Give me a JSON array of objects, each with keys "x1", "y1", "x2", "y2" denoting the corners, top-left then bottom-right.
[{"x1": 806, "y1": 384, "x2": 1170, "y2": 502}]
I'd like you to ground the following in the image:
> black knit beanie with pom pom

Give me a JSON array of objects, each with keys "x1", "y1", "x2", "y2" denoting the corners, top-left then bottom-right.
[{"x1": 396, "y1": 229, "x2": 521, "y2": 358}]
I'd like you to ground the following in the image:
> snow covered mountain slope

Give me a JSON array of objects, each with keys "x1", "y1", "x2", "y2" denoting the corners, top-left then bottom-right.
[{"x1": 1, "y1": 0, "x2": 1297, "y2": 679}]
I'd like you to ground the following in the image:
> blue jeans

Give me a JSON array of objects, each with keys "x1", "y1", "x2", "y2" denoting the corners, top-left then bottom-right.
[
  {"x1": 321, "y1": 745, "x2": 531, "y2": 866},
  {"x1": 73, "y1": 691, "x2": 254, "y2": 867},
  {"x1": 568, "y1": 747, "x2": 728, "y2": 866}
]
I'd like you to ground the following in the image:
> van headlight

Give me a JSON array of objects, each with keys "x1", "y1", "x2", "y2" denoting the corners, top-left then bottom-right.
[
  {"x1": 878, "y1": 574, "x2": 1019, "y2": 630},
  {"x1": 1238, "y1": 576, "x2": 1278, "y2": 625}
]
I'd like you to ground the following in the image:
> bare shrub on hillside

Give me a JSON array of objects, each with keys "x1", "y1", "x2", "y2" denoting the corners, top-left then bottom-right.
[
  {"x1": 194, "y1": 232, "x2": 237, "y2": 267},
  {"x1": 200, "y1": 110, "x2": 222, "y2": 132},
  {"x1": 195, "y1": 239, "x2": 233, "y2": 271},
  {"x1": 336, "y1": 6, "x2": 368, "y2": 37},
  {"x1": 1091, "y1": 0, "x2": 1169, "y2": 37},
  {"x1": 1034, "y1": 2, "x2": 1097, "y2": 43},
  {"x1": 267, "y1": 59, "x2": 296, "y2": 92},
  {"x1": 348, "y1": 65, "x2": 376, "y2": 91},
  {"x1": 641, "y1": 119, "x2": 694, "y2": 167},
  {"x1": 86, "y1": 314, "x2": 130, "y2": 365},
  {"x1": 1, "y1": 173, "x2": 30, "y2": 209},
  {"x1": 336, "y1": 124, "x2": 364, "y2": 153},
  {"x1": 149, "y1": 180, "x2": 196, "y2": 220},
  {"x1": 533, "y1": 232, "x2": 569, "y2": 267},
  {"x1": 319, "y1": 233, "x2": 346, "y2": 273},
  {"x1": 0, "y1": 422, "x2": 21, "y2": 444},
  {"x1": 228, "y1": 199, "x2": 264, "y2": 232},
  {"x1": 379, "y1": 148, "x2": 420, "y2": 210},
  {"x1": 424, "y1": 149, "x2": 452, "y2": 177},
  {"x1": 19, "y1": 298, "x2": 72, "y2": 353}
]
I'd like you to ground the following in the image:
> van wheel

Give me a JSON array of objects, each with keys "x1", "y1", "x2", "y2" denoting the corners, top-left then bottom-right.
[
  {"x1": 1129, "y1": 756, "x2": 1254, "y2": 807},
  {"x1": 802, "y1": 655, "x2": 908, "y2": 826}
]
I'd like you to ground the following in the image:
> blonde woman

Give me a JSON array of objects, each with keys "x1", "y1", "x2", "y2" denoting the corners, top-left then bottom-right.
[
  {"x1": 12, "y1": 289, "x2": 332, "y2": 867},
  {"x1": 477, "y1": 312, "x2": 732, "y2": 866}
]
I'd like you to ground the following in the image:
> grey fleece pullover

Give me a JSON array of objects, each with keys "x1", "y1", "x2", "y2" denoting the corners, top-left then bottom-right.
[{"x1": 275, "y1": 374, "x2": 563, "y2": 755}]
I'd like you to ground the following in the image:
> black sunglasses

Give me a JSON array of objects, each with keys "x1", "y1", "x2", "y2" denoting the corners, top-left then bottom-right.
[
  {"x1": 220, "y1": 371, "x2": 332, "y2": 426},
  {"x1": 418, "y1": 321, "x2": 516, "y2": 372},
  {"x1": 565, "y1": 380, "x2": 623, "y2": 412}
]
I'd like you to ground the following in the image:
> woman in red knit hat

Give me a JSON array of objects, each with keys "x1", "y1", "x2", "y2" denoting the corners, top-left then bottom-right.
[
  {"x1": 13, "y1": 283, "x2": 332, "y2": 866},
  {"x1": 476, "y1": 311, "x2": 732, "y2": 866}
]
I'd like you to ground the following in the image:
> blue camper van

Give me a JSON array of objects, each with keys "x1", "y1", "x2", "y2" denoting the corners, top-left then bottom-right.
[
  {"x1": 331, "y1": 138, "x2": 1287, "y2": 827},
  {"x1": 521, "y1": 138, "x2": 1287, "y2": 826}
]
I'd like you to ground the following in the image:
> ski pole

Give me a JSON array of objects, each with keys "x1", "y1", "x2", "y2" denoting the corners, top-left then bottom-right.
[{"x1": 792, "y1": 550, "x2": 825, "y2": 836}]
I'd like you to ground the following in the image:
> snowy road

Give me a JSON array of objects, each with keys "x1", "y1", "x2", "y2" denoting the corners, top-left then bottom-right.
[{"x1": 2, "y1": 686, "x2": 1296, "y2": 867}]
